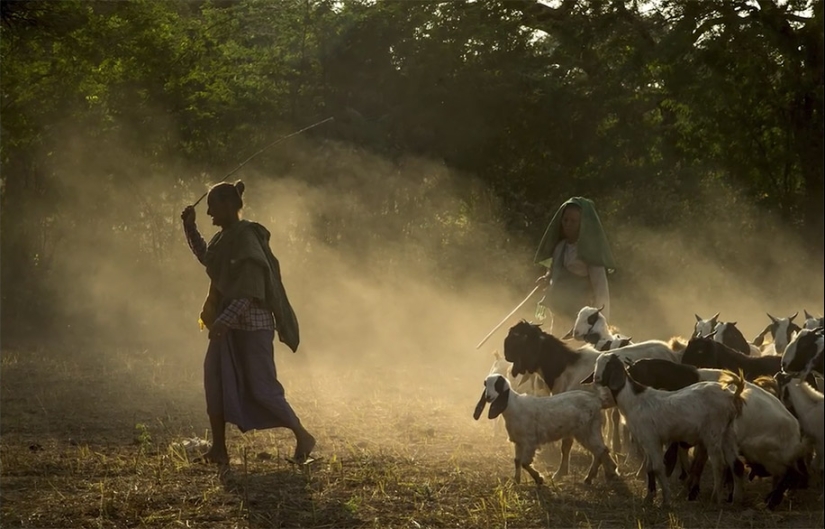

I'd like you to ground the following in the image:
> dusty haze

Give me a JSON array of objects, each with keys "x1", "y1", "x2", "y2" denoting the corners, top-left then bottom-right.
[{"x1": 4, "y1": 131, "x2": 824, "y2": 435}]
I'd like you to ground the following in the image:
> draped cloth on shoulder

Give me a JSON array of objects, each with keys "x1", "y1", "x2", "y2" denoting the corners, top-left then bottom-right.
[
  {"x1": 533, "y1": 197, "x2": 616, "y2": 273},
  {"x1": 199, "y1": 220, "x2": 300, "y2": 352}
]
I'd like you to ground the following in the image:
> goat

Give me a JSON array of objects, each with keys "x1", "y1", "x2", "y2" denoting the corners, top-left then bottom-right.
[
  {"x1": 489, "y1": 350, "x2": 550, "y2": 395},
  {"x1": 564, "y1": 306, "x2": 633, "y2": 351},
  {"x1": 590, "y1": 353, "x2": 745, "y2": 507},
  {"x1": 804, "y1": 310, "x2": 824, "y2": 331},
  {"x1": 685, "y1": 378, "x2": 810, "y2": 509},
  {"x1": 775, "y1": 372, "x2": 825, "y2": 480},
  {"x1": 586, "y1": 358, "x2": 806, "y2": 508},
  {"x1": 504, "y1": 320, "x2": 677, "y2": 476},
  {"x1": 680, "y1": 336, "x2": 783, "y2": 381},
  {"x1": 472, "y1": 374, "x2": 618, "y2": 485},
  {"x1": 582, "y1": 358, "x2": 716, "y2": 480},
  {"x1": 782, "y1": 328, "x2": 824, "y2": 380},
  {"x1": 693, "y1": 313, "x2": 720, "y2": 340},
  {"x1": 693, "y1": 313, "x2": 759, "y2": 356},
  {"x1": 753, "y1": 312, "x2": 802, "y2": 355},
  {"x1": 713, "y1": 321, "x2": 758, "y2": 356},
  {"x1": 488, "y1": 350, "x2": 550, "y2": 437},
  {"x1": 564, "y1": 306, "x2": 645, "y2": 452}
]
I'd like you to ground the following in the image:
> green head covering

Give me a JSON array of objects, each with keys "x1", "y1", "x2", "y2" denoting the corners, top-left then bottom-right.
[{"x1": 534, "y1": 197, "x2": 616, "y2": 273}]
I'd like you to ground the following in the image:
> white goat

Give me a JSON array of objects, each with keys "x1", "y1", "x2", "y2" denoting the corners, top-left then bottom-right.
[
  {"x1": 473, "y1": 374, "x2": 618, "y2": 485},
  {"x1": 776, "y1": 373, "x2": 824, "y2": 478},
  {"x1": 754, "y1": 312, "x2": 802, "y2": 355},
  {"x1": 488, "y1": 350, "x2": 550, "y2": 437},
  {"x1": 703, "y1": 373, "x2": 810, "y2": 509},
  {"x1": 591, "y1": 353, "x2": 745, "y2": 507}
]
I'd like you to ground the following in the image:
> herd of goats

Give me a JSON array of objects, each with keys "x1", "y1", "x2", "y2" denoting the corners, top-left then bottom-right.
[{"x1": 474, "y1": 307, "x2": 824, "y2": 509}]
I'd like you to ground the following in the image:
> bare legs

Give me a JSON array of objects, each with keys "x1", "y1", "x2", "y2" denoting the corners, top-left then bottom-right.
[{"x1": 201, "y1": 415, "x2": 316, "y2": 465}]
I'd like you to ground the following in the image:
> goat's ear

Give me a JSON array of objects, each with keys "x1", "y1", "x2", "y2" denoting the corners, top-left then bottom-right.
[
  {"x1": 473, "y1": 390, "x2": 487, "y2": 421},
  {"x1": 695, "y1": 314, "x2": 702, "y2": 322},
  {"x1": 789, "y1": 311, "x2": 798, "y2": 322},
  {"x1": 562, "y1": 328, "x2": 574, "y2": 340},
  {"x1": 580, "y1": 372, "x2": 594, "y2": 384},
  {"x1": 605, "y1": 364, "x2": 625, "y2": 392},
  {"x1": 488, "y1": 390, "x2": 508, "y2": 419},
  {"x1": 702, "y1": 330, "x2": 718, "y2": 339},
  {"x1": 753, "y1": 324, "x2": 772, "y2": 345}
]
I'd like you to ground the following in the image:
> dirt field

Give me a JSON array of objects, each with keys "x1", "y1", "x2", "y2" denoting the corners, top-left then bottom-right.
[{"x1": 1, "y1": 338, "x2": 823, "y2": 529}]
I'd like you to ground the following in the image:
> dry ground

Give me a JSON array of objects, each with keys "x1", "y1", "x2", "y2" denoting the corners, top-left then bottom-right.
[{"x1": 1, "y1": 338, "x2": 823, "y2": 529}]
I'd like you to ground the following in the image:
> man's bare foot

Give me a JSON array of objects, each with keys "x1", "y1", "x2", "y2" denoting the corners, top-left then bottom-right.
[
  {"x1": 195, "y1": 447, "x2": 229, "y2": 466},
  {"x1": 294, "y1": 430, "x2": 316, "y2": 462}
]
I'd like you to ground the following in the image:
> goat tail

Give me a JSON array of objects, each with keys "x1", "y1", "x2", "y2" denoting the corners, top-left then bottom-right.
[
  {"x1": 668, "y1": 336, "x2": 688, "y2": 352},
  {"x1": 719, "y1": 369, "x2": 746, "y2": 416},
  {"x1": 751, "y1": 375, "x2": 779, "y2": 398}
]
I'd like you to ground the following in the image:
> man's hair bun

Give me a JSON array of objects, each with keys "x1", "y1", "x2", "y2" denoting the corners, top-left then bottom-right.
[{"x1": 234, "y1": 180, "x2": 245, "y2": 197}]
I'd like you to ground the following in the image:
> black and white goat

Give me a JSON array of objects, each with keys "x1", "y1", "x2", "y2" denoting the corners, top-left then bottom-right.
[
  {"x1": 754, "y1": 312, "x2": 802, "y2": 355},
  {"x1": 589, "y1": 353, "x2": 746, "y2": 507},
  {"x1": 804, "y1": 310, "x2": 824, "y2": 331},
  {"x1": 504, "y1": 320, "x2": 678, "y2": 476},
  {"x1": 782, "y1": 328, "x2": 824, "y2": 381},
  {"x1": 564, "y1": 306, "x2": 633, "y2": 351},
  {"x1": 473, "y1": 374, "x2": 618, "y2": 485}
]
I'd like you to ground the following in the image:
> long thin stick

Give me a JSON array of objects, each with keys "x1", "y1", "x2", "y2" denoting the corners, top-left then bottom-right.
[
  {"x1": 475, "y1": 284, "x2": 543, "y2": 349},
  {"x1": 192, "y1": 116, "x2": 334, "y2": 207}
]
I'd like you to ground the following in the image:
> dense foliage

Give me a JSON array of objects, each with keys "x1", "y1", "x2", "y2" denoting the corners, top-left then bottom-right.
[{"x1": 2, "y1": 0, "x2": 822, "y2": 333}]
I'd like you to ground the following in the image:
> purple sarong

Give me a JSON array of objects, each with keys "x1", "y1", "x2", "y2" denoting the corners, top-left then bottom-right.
[{"x1": 204, "y1": 329, "x2": 300, "y2": 433}]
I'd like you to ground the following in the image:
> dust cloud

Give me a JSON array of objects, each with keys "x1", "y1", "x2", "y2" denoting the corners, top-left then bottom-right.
[{"x1": 5, "y1": 131, "x2": 823, "y2": 434}]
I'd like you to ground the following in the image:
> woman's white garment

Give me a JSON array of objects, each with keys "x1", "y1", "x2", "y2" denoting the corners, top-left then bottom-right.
[{"x1": 552, "y1": 241, "x2": 610, "y2": 321}]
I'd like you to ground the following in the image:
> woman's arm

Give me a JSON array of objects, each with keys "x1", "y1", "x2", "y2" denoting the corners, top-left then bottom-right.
[
  {"x1": 182, "y1": 216, "x2": 207, "y2": 264},
  {"x1": 588, "y1": 265, "x2": 610, "y2": 321}
]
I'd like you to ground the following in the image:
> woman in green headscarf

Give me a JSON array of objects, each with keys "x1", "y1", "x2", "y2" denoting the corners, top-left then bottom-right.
[{"x1": 534, "y1": 197, "x2": 616, "y2": 334}]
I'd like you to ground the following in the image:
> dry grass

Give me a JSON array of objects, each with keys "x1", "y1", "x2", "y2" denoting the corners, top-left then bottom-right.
[{"x1": 1, "y1": 342, "x2": 823, "y2": 529}]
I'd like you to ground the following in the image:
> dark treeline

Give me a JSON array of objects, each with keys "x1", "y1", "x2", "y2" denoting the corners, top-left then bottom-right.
[{"x1": 1, "y1": 0, "x2": 822, "y2": 340}]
